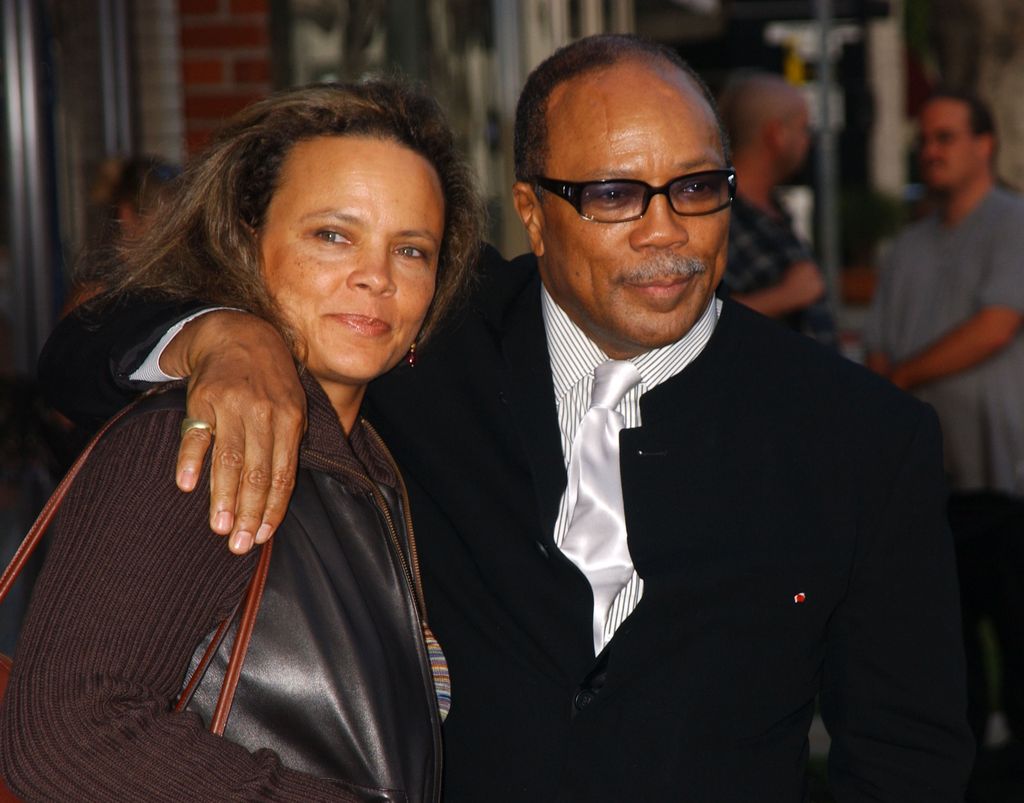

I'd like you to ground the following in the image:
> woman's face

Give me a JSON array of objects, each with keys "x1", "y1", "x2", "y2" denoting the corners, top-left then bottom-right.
[{"x1": 260, "y1": 135, "x2": 444, "y2": 423}]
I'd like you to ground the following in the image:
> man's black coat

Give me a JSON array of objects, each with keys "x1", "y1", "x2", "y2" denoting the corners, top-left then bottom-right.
[{"x1": 40, "y1": 247, "x2": 973, "y2": 801}]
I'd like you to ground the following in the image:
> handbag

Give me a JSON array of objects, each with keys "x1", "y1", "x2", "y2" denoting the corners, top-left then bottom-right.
[{"x1": 0, "y1": 401, "x2": 272, "y2": 801}]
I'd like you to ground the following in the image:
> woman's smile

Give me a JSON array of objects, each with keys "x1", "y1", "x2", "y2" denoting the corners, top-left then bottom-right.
[{"x1": 325, "y1": 312, "x2": 393, "y2": 337}]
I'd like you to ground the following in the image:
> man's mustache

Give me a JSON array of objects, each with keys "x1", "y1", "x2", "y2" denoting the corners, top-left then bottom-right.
[{"x1": 621, "y1": 255, "x2": 708, "y2": 283}]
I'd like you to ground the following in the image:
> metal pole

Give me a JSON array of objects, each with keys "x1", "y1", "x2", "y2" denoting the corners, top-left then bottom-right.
[
  {"x1": 3, "y1": 0, "x2": 29, "y2": 373},
  {"x1": 99, "y1": 0, "x2": 133, "y2": 155},
  {"x1": 610, "y1": 0, "x2": 634, "y2": 33},
  {"x1": 579, "y1": 0, "x2": 602, "y2": 36},
  {"x1": 815, "y1": 0, "x2": 841, "y2": 318},
  {"x1": 3, "y1": 0, "x2": 55, "y2": 373},
  {"x1": 492, "y1": 0, "x2": 529, "y2": 256}
]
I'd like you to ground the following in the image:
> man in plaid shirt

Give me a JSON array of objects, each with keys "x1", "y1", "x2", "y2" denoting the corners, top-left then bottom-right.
[{"x1": 718, "y1": 72, "x2": 837, "y2": 347}]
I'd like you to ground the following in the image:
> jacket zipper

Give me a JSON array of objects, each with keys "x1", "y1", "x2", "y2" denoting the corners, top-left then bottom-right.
[
  {"x1": 361, "y1": 421, "x2": 428, "y2": 619},
  {"x1": 335, "y1": 457, "x2": 424, "y2": 620},
  {"x1": 330, "y1": 420, "x2": 443, "y2": 802}
]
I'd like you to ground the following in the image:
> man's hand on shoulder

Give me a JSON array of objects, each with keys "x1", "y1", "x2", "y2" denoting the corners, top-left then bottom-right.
[{"x1": 165, "y1": 310, "x2": 306, "y2": 554}]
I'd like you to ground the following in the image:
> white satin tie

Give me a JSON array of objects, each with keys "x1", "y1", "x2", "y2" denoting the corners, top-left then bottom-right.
[{"x1": 561, "y1": 359, "x2": 643, "y2": 654}]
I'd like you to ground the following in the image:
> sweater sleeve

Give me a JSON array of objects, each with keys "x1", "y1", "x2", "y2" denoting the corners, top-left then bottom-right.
[{"x1": 0, "y1": 406, "x2": 365, "y2": 802}]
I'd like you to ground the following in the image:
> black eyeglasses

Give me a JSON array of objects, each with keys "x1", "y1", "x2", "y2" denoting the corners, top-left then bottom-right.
[{"x1": 535, "y1": 168, "x2": 736, "y2": 223}]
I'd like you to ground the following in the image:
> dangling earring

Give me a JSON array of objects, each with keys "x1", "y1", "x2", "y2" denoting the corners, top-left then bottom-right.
[{"x1": 406, "y1": 341, "x2": 417, "y2": 368}]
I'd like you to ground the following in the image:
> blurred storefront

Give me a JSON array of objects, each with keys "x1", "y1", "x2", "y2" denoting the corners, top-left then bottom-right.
[{"x1": 1, "y1": 0, "x2": 913, "y2": 363}]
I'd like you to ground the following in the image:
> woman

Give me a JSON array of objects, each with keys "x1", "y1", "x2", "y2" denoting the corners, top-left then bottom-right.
[{"x1": 0, "y1": 79, "x2": 482, "y2": 801}]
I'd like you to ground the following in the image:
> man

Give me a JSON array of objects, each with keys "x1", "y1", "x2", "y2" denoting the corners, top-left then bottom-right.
[
  {"x1": 41, "y1": 36, "x2": 971, "y2": 801},
  {"x1": 864, "y1": 90, "x2": 1024, "y2": 749},
  {"x1": 717, "y1": 71, "x2": 837, "y2": 346}
]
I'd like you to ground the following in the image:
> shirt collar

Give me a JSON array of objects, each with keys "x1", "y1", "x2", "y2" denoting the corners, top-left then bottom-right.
[{"x1": 541, "y1": 284, "x2": 721, "y2": 402}]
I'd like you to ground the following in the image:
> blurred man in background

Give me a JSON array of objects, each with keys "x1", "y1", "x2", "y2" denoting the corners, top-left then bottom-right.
[
  {"x1": 718, "y1": 72, "x2": 836, "y2": 346},
  {"x1": 865, "y1": 90, "x2": 1024, "y2": 753}
]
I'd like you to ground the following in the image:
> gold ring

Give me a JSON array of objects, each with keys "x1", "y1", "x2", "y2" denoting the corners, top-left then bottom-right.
[{"x1": 180, "y1": 418, "x2": 215, "y2": 439}]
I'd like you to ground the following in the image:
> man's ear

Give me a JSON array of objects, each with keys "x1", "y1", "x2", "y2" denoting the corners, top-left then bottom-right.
[
  {"x1": 512, "y1": 182, "x2": 545, "y2": 258},
  {"x1": 763, "y1": 118, "x2": 784, "y2": 152}
]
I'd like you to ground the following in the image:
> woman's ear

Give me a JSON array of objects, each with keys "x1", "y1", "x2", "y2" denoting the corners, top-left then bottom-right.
[{"x1": 512, "y1": 182, "x2": 546, "y2": 258}]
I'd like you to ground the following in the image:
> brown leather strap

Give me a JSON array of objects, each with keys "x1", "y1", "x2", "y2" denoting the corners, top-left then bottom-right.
[
  {"x1": 174, "y1": 599, "x2": 241, "y2": 713},
  {"x1": 210, "y1": 541, "x2": 272, "y2": 736},
  {"x1": 0, "y1": 402, "x2": 140, "y2": 605},
  {"x1": 0, "y1": 398, "x2": 272, "y2": 735},
  {"x1": 0, "y1": 654, "x2": 11, "y2": 702}
]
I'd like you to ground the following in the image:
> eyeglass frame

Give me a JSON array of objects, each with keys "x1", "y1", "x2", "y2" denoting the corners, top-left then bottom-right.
[{"x1": 533, "y1": 168, "x2": 737, "y2": 223}]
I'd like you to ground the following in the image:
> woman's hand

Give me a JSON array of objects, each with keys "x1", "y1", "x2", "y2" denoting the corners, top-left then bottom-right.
[{"x1": 164, "y1": 310, "x2": 306, "y2": 553}]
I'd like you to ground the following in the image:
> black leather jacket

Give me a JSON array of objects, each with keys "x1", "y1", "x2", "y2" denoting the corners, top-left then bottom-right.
[{"x1": 182, "y1": 375, "x2": 442, "y2": 803}]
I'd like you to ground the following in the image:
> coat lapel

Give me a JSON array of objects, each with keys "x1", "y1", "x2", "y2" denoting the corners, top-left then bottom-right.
[
  {"x1": 487, "y1": 260, "x2": 568, "y2": 544},
  {"x1": 476, "y1": 252, "x2": 596, "y2": 676}
]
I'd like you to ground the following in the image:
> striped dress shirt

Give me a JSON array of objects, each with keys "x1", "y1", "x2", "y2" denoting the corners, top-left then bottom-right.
[{"x1": 541, "y1": 287, "x2": 721, "y2": 648}]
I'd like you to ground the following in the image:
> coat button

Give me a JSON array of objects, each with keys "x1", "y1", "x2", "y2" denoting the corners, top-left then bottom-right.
[{"x1": 574, "y1": 689, "x2": 597, "y2": 710}]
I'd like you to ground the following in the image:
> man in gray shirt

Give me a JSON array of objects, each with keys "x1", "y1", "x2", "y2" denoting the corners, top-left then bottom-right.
[{"x1": 865, "y1": 90, "x2": 1024, "y2": 751}]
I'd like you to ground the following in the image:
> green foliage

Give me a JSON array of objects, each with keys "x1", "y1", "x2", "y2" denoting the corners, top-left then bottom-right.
[
  {"x1": 904, "y1": 0, "x2": 932, "y2": 61},
  {"x1": 840, "y1": 187, "x2": 908, "y2": 267}
]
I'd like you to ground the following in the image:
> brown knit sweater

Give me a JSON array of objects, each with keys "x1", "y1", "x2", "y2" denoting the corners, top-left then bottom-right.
[{"x1": 0, "y1": 379, "x2": 406, "y2": 801}]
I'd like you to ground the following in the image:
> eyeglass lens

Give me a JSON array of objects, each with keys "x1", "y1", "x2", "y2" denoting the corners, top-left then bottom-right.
[{"x1": 579, "y1": 172, "x2": 732, "y2": 221}]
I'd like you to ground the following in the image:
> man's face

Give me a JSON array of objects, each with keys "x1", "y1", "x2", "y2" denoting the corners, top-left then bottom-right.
[
  {"x1": 513, "y1": 59, "x2": 730, "y2": 359},
  {"x1": 918, "y1": 99, "x2": 993, "y2": 194}
]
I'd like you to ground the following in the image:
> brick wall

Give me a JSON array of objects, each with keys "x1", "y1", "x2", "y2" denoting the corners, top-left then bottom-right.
[{"x1": 178, "y1": 0, "x2": 272, "y2": 154}]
